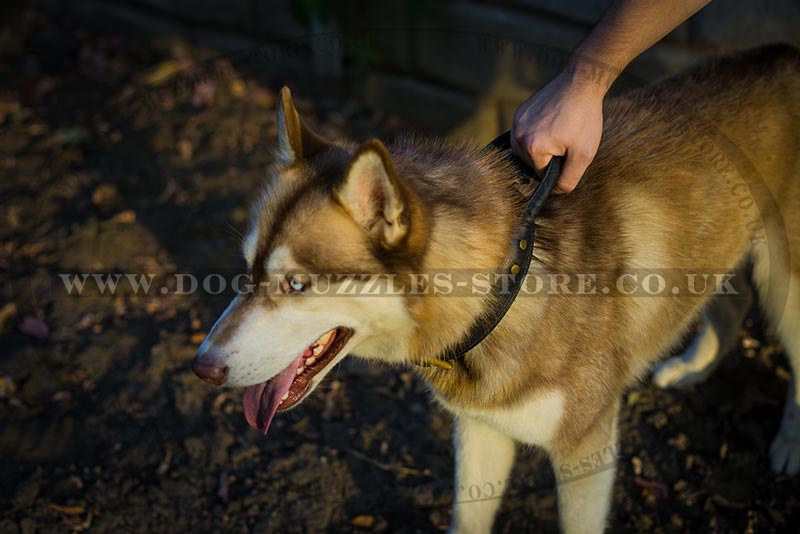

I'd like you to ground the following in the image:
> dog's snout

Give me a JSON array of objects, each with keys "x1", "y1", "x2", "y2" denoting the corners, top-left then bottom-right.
[{"x1": 192, "y1": 347, "x2": 229, "y2": 386}]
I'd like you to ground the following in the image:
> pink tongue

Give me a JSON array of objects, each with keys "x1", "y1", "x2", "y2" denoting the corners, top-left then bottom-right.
[{"x1": 242, "y1": 355, "x2": 302, "y2": 435}]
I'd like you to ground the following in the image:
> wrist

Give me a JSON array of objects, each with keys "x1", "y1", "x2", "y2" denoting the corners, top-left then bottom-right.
[{"x1": 559, "y1": 55, "x2": 617, "y2": 98}]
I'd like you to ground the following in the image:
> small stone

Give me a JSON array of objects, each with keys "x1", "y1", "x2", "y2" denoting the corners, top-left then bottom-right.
[
  {"x1": 649, "y1": 412, "x2": 668, "y2": 429},
  {"x1": 178, "y1": 139, "x2": 193, "y2": 161},
  {"x1": 632, "y1": 457, "x2": 643, "y2": 476},
  {"x1": 91, "y1": 184, "x2": 121, "y2": 211},
  {"x1": 742, "y1": 336, "x2": 761, "y2": 349}
]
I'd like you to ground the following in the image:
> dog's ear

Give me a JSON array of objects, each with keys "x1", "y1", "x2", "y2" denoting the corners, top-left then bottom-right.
[
  {"x1": 335, "y1": 139, "x2": 409, "y2": 249},
  {"x1": 276, "y1": 86, "x2": 330, "y2": 165}
]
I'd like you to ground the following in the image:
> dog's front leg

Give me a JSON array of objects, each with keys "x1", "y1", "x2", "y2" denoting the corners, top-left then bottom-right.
[
  {"x1": 449, "y1": 414, "x2": 516, "y2": 534},
  {"x1": 549, "y1": 405, "x2": 619, "y2": 534}
]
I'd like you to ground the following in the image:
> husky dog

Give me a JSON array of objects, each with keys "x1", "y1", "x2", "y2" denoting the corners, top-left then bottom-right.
[{"x1": 193, "y1": 45, "x2": 800, "y2": 533}]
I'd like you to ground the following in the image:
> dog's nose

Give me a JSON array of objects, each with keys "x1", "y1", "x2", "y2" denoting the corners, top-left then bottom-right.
[{"x1": 192, "y1": 347, "x2": 229, "y2": 385}]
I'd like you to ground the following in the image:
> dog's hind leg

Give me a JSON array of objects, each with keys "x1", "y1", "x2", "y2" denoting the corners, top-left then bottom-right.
[
  {"x1": 764, "y1": 279, "x2": 800, "y2": 475},
  {"x1": 652, "y1": 309, "x2": 723, "y2": 388},
  {"x1": 449, "y1": 415, "x2": 516, "y2": 534},
  {"x1": 549, "y1": 403, "x2": 619, "y2": 534},
  {"x1": 653, "y1": 271, "x2": 753, "y2": 389},
  {"x1": 750, "y1": 241, "x2": 800, "y2": 475}
]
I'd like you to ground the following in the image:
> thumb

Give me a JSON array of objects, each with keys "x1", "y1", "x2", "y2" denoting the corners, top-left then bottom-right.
[{"x1": 531, "y1": 151, "x2": 554, "y2": 178}]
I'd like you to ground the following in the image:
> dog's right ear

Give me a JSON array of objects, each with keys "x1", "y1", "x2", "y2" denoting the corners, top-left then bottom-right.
[
  {"x1": 335, "y1": 139, "x2": 410, "y2": 249},
  {"x1": 276, "y1": 86, "x2": 330, "y2": 166}
]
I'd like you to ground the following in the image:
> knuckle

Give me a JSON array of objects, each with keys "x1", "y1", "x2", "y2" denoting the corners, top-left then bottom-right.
[
  {"x1": 561, "y1": 179, "x2": 579, "y2": 192},
  {"x1": 573, "y1": 148, "x2": 594, "y2": 163}
]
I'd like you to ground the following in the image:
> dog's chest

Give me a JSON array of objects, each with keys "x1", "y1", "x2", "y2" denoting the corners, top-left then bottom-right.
[{"x1": 437, "y1": 389, "x2": 565, "y2": 446}]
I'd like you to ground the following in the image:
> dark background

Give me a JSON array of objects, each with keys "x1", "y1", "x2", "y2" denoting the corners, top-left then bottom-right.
[{"x1": 2, "y1": 1, "x2": 800, "y2": 532}]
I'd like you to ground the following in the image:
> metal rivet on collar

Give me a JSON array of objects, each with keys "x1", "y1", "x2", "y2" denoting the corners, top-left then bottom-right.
[
  {"x1": 510, "y1": 264, "x2": 520, "y2": 275},
  {"x1": 519, "y1": 239, "x2": 527, "y2": 250},
  {"x1": 417, "y1": 358, "x2": 454, "y2": 370}
]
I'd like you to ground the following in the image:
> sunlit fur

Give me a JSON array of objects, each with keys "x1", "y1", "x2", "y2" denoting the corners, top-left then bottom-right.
[{"x1": 200, "y1": 46, "x2": 800, "y2": 533}]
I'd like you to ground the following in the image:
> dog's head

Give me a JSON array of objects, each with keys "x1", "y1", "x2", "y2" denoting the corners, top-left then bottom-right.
[{"x1": 192, "y1": 88, "x2": 426, "y2": 435}]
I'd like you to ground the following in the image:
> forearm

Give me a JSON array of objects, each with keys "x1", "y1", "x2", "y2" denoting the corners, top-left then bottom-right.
[{"x1": 570, "y1": 0, "x2": 711, "y2": 93}]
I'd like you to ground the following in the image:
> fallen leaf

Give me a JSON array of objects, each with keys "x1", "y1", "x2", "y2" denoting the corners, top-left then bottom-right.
[
  {"x1": 229, "y1": 79, "x2": 246, "y2": 98},
  {"x1": 178, "y1": 139, "x2": 193, "y2": 161},
  {"x1": 111, "y1": 210, "x2": 136, "y2": 224},
  {"x1": 190, "y1": 332, "x2": 206, "y2": 345},
  {"x1": 48, "y1": 503, "x2": 85, "y2": 515},
  {"x1": 20, "y1": 316, "x2": 48, "y2": 338},
  {"x1": 776, "y1": 366, "x2": 792, "y2": 382},
  {"x1": 352, "y1": 515, "x2": 375, "y2": 528},
  {"x1": 143, "y1": 59, "x2": 185, "y2": 86},
  {"x1": 0, "y1": 375, "x2": 15, "y2": 398},
  {"x1": 634, "y1": 477, "x2": 668, "y2": 498},
  {"x1": 0, "y1": 302, "x2": 17, "y2": 330}
]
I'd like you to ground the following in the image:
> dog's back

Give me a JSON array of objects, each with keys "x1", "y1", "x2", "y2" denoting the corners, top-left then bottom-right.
[{"x1": 429, "y1": 45, "x2": 800, "y2": 532}]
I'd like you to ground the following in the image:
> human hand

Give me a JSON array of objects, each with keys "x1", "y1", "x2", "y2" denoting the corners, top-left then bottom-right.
[{"x1": 511, "y1": 70, "x2": 606, "y2": 193}]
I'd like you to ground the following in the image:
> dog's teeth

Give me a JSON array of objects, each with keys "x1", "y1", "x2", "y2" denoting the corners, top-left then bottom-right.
[
  {"x1": 312, "y1": 345, "x2": 324, "y2": 356},
  {"x1": 305, "y1": 357, "x2": 315, "y2": 366},
  {"x1": 319, "y1": 330, "x2": 334, "y2": 345},
  {"x1": 296, "y1": 367, "x2": 304, "y2": 376},
  {"x1": 281, "y1": 393, "x2": 289, "y2": 401}
]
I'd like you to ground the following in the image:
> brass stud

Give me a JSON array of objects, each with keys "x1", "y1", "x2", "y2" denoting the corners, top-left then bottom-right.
[
  {"x1": 510, "y1": 264, "x2": 520, "y2": 275},
  {"x1": 416, "y1": 358, "x2": 453, "y2": 370},
  {"x1": 519, "y1": 239, "x2": 527, "y2": 251},
  {"x1": 429, "y1": 359, "x2": 453, "y2": 370}
]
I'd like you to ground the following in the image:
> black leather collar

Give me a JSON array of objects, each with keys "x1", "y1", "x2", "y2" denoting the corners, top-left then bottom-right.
[{"x1": 417, "y1": 131, "x2": 563, "y2": 369}]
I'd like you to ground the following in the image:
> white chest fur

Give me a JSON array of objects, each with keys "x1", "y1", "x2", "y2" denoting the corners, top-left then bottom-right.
[{"x1": 436, "y1": 389, "x2": 565, "y2": 446}]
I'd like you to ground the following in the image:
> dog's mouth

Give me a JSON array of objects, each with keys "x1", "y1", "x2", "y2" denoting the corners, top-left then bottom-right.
[{"x1": 242, "y1": 326, "x2": 353, "y2": 435}]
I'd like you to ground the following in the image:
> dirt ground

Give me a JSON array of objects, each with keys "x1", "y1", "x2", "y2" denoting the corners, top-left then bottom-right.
[{"x1": 2, "y1": 5, "x2": 800, "y2": 534}]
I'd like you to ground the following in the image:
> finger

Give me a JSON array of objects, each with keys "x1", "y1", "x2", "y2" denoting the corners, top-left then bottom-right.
[
  {"x1": 510, "y1": 131, "x2": 535, "y2": 169},
  {"x1": 554, "y1": 151, "x2": 591, "y2": 194},
  {"x1": 531, "y1": 151, "x2": 554, "y2": 178}
]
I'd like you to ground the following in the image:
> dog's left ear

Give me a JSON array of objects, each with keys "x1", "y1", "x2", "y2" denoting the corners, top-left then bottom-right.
[
  {"x1": 336, "y1": 139, "x2": 409, "y2": 249},
  {"x1": 276, "y1": 86, "x2": 330, "y2": 165}
]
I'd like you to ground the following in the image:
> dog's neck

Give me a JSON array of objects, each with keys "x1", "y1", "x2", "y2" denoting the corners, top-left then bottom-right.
[
  {"x1": 390, "y1": 137, "x2": 617, "y2": 405},
  {"x1": 385, "y1": 140, "x2": 548, "y2": 379}
]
